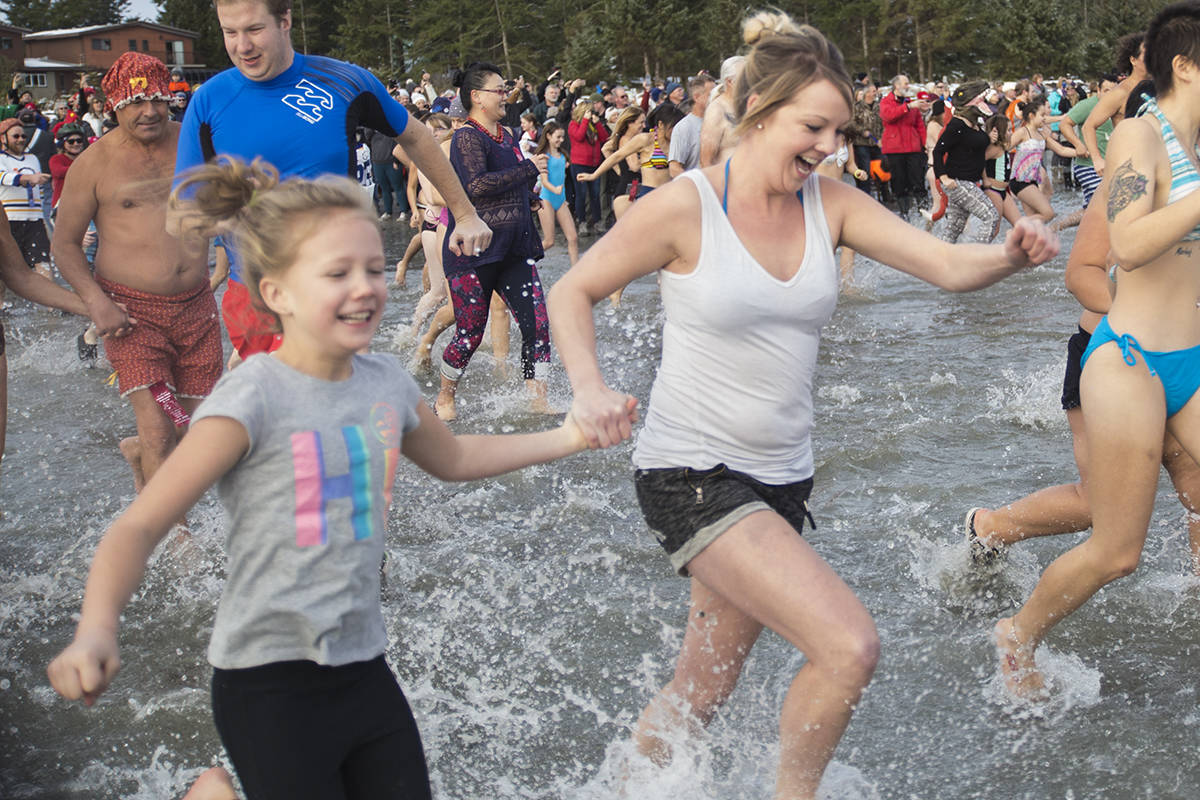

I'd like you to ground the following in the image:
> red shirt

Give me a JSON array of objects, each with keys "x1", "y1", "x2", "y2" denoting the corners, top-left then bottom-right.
[
  {"x1": 878, "y1": 92, "x2": 927, "y2": 154},
  {"x1": 567, "y1": 118, "x2": 609, "y2": 167},
  {"x1": 49, "y1": 153, "x2": 76, "y2": 207}
]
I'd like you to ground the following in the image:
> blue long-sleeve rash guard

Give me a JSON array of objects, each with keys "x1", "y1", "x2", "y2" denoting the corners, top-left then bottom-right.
[{"x1": 175, "y1": 53, "x2": 410, "y2": 283}]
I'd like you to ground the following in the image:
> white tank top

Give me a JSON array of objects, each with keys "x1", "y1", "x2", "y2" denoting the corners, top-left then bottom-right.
[{"x1": 632, "y1": 170, "x2": 839, "y2": 483}]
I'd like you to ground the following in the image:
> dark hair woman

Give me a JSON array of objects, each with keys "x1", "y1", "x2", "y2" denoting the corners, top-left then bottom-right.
[{"x1": 437, "y1": 62, "x2": 552, "y2": 420}]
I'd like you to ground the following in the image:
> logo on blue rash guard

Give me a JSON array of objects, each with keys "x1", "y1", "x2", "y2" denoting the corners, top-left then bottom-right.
[{"x1": 282, "y1": 78, "x2": 335, "y2": 124}]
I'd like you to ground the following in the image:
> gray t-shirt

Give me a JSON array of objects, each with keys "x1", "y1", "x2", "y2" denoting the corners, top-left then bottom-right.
[
  {"x1": 192, "y1": 353, "x2": 421, "y2": 669},
  {"x1": 668, "y1": 113, "x2": 703, "y2": 171}
]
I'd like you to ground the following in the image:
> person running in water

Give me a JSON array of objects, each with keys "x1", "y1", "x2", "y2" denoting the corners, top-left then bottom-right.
[{"x1": 549, "y1": 11, "x2": 1057, "y2": 797}]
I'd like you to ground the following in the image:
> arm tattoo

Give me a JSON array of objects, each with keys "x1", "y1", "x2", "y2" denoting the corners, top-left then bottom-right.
[{"x1": 1107, "y1": 158, "x2": 1149, "y2": 222}]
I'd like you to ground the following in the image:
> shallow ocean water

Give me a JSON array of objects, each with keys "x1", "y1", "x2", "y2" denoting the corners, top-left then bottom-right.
[{"x1": 2, "y1": 186, "x2": 1198, "y2": 799}]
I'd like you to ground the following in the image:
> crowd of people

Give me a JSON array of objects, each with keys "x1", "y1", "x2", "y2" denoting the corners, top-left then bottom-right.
[{"x1": 0, "y1": 0, "x2": 1195, "y2": 798}]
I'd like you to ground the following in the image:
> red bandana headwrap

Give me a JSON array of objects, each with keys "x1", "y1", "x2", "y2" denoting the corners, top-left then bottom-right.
[{"x1": 102, "y1": 52, "x2": 172, "y2": 113}]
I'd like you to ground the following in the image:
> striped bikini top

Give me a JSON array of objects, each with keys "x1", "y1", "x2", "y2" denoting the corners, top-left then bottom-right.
[
  {"x1": 1141, "y1": 96, "x2": 1200, "y2": 240},
  {"x1": 642, "y1": 130, "x2": 669, "y2": 170}
]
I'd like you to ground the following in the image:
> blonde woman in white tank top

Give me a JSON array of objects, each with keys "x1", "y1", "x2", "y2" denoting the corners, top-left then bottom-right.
[{"x1": 549, "y1": 12, "x2": 1059, "y2": 798}]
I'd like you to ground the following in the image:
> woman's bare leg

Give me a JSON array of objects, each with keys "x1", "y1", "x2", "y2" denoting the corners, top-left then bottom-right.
[
  {"x1": 410, "y1": 227, "x2": 446, "y2": 335},
  {"x1": 557, "y1": 204, "x2": 580, "y2": 265},
  {"x1": 609, "y1": 196, "x2": 633, "y2": 306},
  {"x1": 996, "y1": 347, "x2": 1165, "y2": 698},
  {"x1": 1161, "y1": 430, "x2": 1200, "y2": 575},
  {"x1": 489, "y1": 293, "x2": 510, "y2": 372},
  {"x1": 538, "y1": 201, "x2": 558, "y2": 251},
  {"x1": 181, "y1": 767, "x2": 237, "y2": 800},
  {"x1": 415, "y1": 300, "x2": 454, "y2": 369},
  {"x1": 975, "y1": 407, "x2": 1091, "y2": 548},
  {"x1": 639, "y1": 511, "x2": 878, "y2": 799},
  {"x1": 394, "y1": 233, "x2": 424, "y2": 285},
  {"x1": 1016, "y1": 184, "x2": 1057, "y2": 224}
]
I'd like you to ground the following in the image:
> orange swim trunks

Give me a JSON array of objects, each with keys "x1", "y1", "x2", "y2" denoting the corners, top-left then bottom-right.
[
  {"x1": 97, "y1": 276, "x2": 222, "y2": 398},
  {"x1": 221, "y1": 279, "x2": 282, "y2": 358}
]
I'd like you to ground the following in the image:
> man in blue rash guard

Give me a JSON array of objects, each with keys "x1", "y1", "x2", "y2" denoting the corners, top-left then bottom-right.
[{"x1": 177, "y1": 0, "x2": 491, "y2": 360}]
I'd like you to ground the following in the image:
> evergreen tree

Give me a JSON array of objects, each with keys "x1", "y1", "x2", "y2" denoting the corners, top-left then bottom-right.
[
  {"x1": 53, "y1": 0, "x2": 130, "y2": 26},
  {"x1": 2, "y1": 0, "x2": 64, "y2": 30},
  {"x1": 334, "y1": 0, "x2": 406, "y2": 77},
  {"x1": 157, "y1": 0, "x2": 224, "y2": 68}
]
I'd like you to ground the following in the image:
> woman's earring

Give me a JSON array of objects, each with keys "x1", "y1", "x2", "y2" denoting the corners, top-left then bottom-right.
[{"x1": 756, "y1": 123, "x2": 763, "y2": 129}]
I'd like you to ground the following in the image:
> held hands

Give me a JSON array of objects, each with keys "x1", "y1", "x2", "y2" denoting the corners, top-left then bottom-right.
[
  {"x1": 569, "y1": 385, "x2": 639, "y2": 449},
  {"x1": 90, "y1": 298, "x2": 135, "y2": 339},
  {"x1": 1004, "y1": 217, "x2": 1060, "y2": 269},
  {"x1": 20, "y1": 173, "x2": 51, "y2": 187},
  {"x1": 47, "y1": 626, "x2": 121, "y2": 707},
  {"x1": 447, "y1": 212, "x2": 493, "y2": 257}
]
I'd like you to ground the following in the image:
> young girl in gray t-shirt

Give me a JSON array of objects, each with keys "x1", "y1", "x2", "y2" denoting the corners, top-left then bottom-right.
[{"x1": 47, "y1": 156, "x2": 632, "y2": 800}]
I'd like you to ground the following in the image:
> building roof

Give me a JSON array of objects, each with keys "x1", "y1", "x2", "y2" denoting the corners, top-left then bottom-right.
[
  {"x1": 24, "y1": 20, "x2": 197, "y2": 40},
  {"x1": 24, "y1": 56, "x2": 88, "y2": 70}
]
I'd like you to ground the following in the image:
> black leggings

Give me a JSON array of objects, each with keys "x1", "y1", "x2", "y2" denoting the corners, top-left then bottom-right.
[
  {"x1": 442, "y1": 255, "x2": 551, "y2": 381},
  {"x1": 211, "y1": 657, "x2": 431, "y2": 800}
]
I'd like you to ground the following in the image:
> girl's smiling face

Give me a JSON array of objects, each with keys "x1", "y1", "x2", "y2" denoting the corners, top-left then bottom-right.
[{"x1": 261, "y1": 210, "x2": 387, "y2": 378}]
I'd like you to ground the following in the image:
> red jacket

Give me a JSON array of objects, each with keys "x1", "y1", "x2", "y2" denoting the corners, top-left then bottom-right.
[
  {"x1": 567, "y1": 118, "x2": 609, "y2": 167},
  {"x1": 878, "y1": 92, "x2": 927, "y2": 155}
]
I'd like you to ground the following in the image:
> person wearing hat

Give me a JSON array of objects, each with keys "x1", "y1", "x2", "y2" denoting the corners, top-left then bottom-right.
[
  {"x1": 175, "y1": 0, "x2": 491, "y2": 363},
  {"x1": 0, "y1": 116, "x2": 53, "y2": 279},
  {"x1": 663, "y1": 81, "x2": 685, "y2": 106},
  {"x1": 48, "y1": 123, "x2": 88, "y2": 208},
  {"x1": 53, "y1": 51, "x2": 224, "y2": 499}
]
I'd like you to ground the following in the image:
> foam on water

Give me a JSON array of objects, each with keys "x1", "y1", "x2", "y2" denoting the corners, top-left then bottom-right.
[
  {"x1": 6, "y1": 211, "x2": 1200, "y2": 799},
  {"x1": 984, "y1": 363, "x2": 1066, "y2": 430}
]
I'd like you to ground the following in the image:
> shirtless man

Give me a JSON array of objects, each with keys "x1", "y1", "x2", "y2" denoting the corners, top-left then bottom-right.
[{"x1": 53, "y1": 52, "x2": 221, "y2": 491}]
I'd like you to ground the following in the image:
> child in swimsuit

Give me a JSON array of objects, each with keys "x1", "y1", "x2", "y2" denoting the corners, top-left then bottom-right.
[
  {"x1": 535, "y1": 121, "x2": 579, "y2": 266},
  {"x1": 47, "y1": 156, "x2": 617, "y2": 799}
]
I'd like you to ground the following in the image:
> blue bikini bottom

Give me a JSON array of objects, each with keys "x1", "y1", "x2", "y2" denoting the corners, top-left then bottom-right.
[{"x1": 1080, "y1": 316, "x2": 1200, "y2": 417}]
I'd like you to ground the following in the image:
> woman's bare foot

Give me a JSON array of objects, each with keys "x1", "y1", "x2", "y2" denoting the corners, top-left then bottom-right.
[
  {"x1": 993, "y1": 618, "x2": 1047, "y2": 701},
  {"x1": 393, "y1": 259, "x2": 409, "y2": 286},
  {"x1": 436, "y1": 377, "x2": 458, "y2": 421},
  {"x1": 526, "y1": 379, "x2": 557, "y2": 415},
  {"x1": 181, "y1": 766, "x2": 237, "y2": 800},
  {"x1": 118, "y1": 436, "x2": 146, "y2": 492}
]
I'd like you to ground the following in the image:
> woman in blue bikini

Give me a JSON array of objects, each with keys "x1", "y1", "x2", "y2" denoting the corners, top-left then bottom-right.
[
  {"x1": 549, "y1": 10, "x2": 1057, "y2": 797},
  {"x1": 995, "y1": 2, "x2": 1200, "y2": 700}
]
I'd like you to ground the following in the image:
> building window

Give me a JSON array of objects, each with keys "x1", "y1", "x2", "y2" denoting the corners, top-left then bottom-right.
[
  {"x1": 143, "y1": 40, "x2": 149, "y2": 51},
  {"x1": 21, "y1": 73, "x2": 48, "y2": 88},
  {"x1": 165, "y1": 40, "x2": 185, "y2": 65},
  {"x1": 129, "y1": 39, "x2": 138, "y2": 51},
  {"x1": 0, "y1": 38, "x2": 12, "y2": 50},
  {"x1": 92, "y1": 38, "x2": 112, "y2": 50}
]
